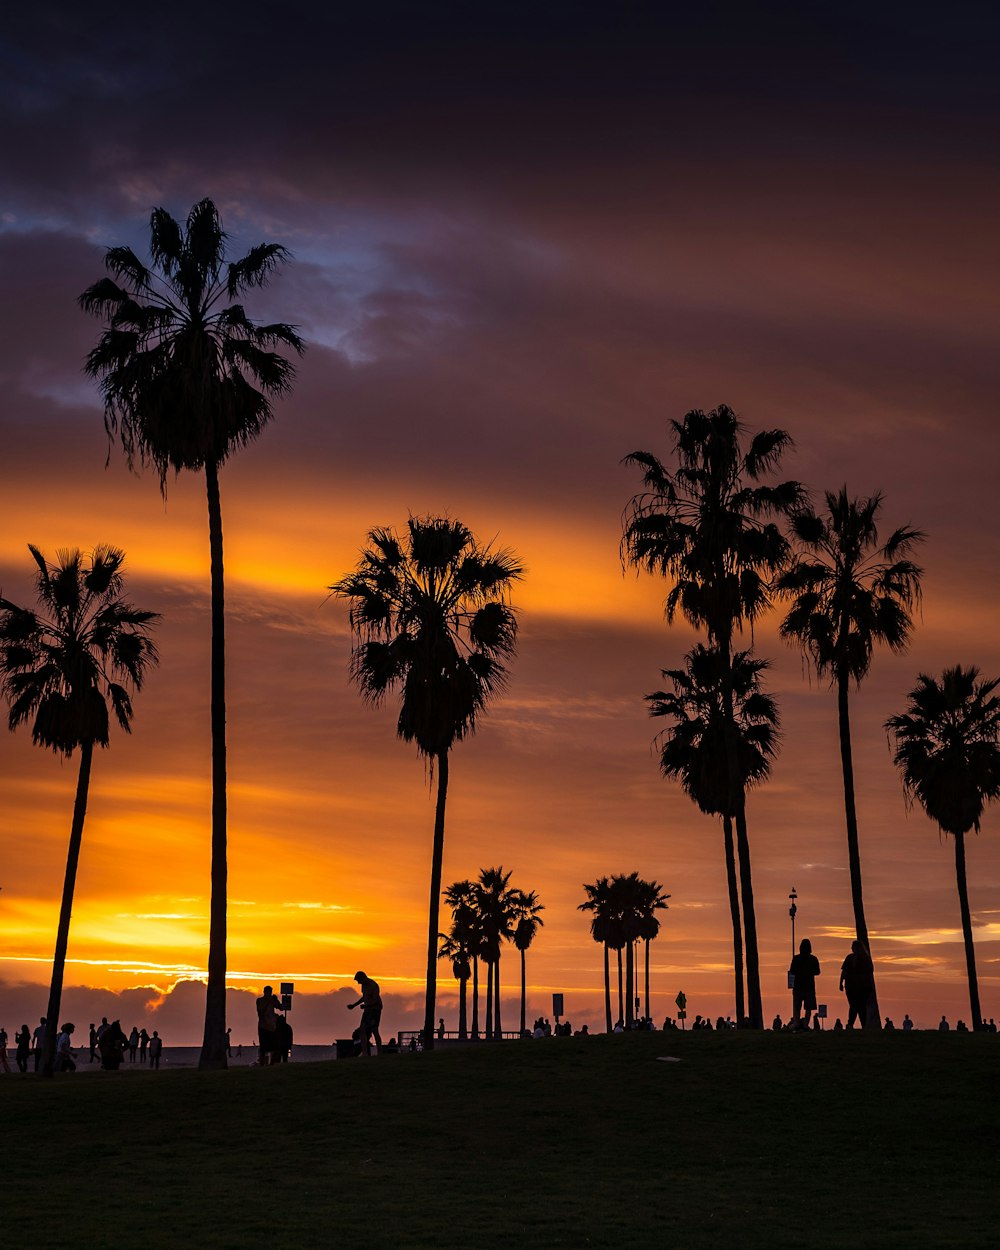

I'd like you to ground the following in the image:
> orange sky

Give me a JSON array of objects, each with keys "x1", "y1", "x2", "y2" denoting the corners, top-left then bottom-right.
[{"x1": 3, "y1": 3, "x2": 1000, "y2": 1042}]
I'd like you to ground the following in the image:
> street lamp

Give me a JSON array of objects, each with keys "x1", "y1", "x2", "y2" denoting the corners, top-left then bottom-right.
[{"x1": 789, "y1": 887, "x2": 798, "y2": 955}]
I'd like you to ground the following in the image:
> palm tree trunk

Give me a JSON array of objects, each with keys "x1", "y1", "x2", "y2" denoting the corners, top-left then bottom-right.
[
  {"x1": 421, "y1": 751, "x2": 449, "y2": 1050},
  {"x1": 625, "y1": 938, "x2": 634, "y2": 1028},
  {"x1": 953, "y1": 829, "x2": 982, "y2": 1029},
  {"x1": 722, "y1": 814, "x2": 746, "y2": 1024},
  {"x1": 734, "y1": 798, "x2": 764, "y2": 1029},
  {"x1": 837, "y1": 672, "x2": 880, "y2": 1028},
  {"x1": 42, "y1": 741, "x2": 93, "y2": 1077},
  {"x1": 199, "y1": 459, "x2": 229, "y2": 1069},
  {"x1": 603, "y1": 942, "x2": 612, "y2": 1033},
  {"x1": 485, "y1": 961, "x2": 493, "y2": 1039},
  {"x1": 458, "y1": 972, "x2": 468, "y2": 1040},
  {"x1": 644, "y1": 937, "x2": 651, "y2": 1020},
  {"x1": 520, "y1": 947, "x2": 527, "y2": 1036},
  {"x1": 616, "y1": 948, "x2": 623, "y2": 1024},
  {"x1": 494, "y1": 954, "x2": 502, "y2": 1038},
  {"x1": 471, "y1": 956, "x2": 480, "y2": 1039}
]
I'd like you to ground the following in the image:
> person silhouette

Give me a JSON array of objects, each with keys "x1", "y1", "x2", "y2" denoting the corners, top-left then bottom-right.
[
  {"x1": 89, "y1": 1023, "x2": 99, "y2": 1063},
  {"x1": 938, "y1": 1015, "x2": 950, "y2": 1032},
  {"x1": 347, "y1": 971, "x2": 383, "y2": 1056},
  {"x1": 128, "y1": 1025, "x2": 139, "y2": 1063},
  {"x1": 256, "y1": 985, "x2": 284, "y2": 1065},
  {"x1": 139, "y1": 1027, "x2": 150, "y2": 1062},
  {"x1": 902, "y1": 1014, "x2": 914, "y2": 1032},
  {"x1": 0, "y1": 1027, "x2": 9, "y2": 1074},
  {"x1": 55, "y1": 1022, "x2": 77, "y2": 1072},
  {"x1": 839, "y1": 940, "x2": 874, "y2": 1029},
  {"x1": 15, "y1": 1024, "x2": 31, "y2": 1074},
  {"x1": 32, "y1": 1018, "x2": 46, "y2": 1072},
  {"x1": 149, "y1": 1030, "x2": 163, "y2": 1069},
  {"x1": 789, "y1": 938, "x2": 821, "y2": 1031}
]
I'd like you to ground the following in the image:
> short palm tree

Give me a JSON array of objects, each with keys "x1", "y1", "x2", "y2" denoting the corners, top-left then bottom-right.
[
  {"x1": 475, "y1": 866, "x2": 518, "y2": 1039},
  {"x1": 0, "y1": 545, "x2": 158, "y2": 1076},
  {"x1": 331, "y1": 519, "x2": 522, "y2": 1047},
  {"x1": 636, "y1": 877, "x2": 670, "y2": 1020},
  {"x1": 778, "y1": 488, "x2": 923, "y2": 1027},
  {"x1": 80, "y1": 199, "x2": 303, "y2": 1069},
  {"x1": 648, "y1": 645, "x2": 780, "y2": 1024},
  {"x1": 441, "y1": 879, "x2": 479, "y2": 1040},
  {"x1": 886, "y1": 667, "x2": 1000, "y2": 1030},
  {"x1": 579, "y1": 877, "x2": 615, "y2": 1033},
  {"x1": 623, "y1": 404, "x2": 801, "y2": 1027},
  {"x1": 511, "y1": 889, "x2": 545, "y2": 1036}
]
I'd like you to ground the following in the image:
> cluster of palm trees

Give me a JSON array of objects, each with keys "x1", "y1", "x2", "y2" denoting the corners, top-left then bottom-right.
[
  {"x1": 623, "y1": 406, "x2": 999, "y2": 1030},
  {"x1": 2, "y1": 203, "x2": 998, "y2": 1077},
  {"x1": 438, "y1": 869, "x2": 544, "y2": 1039},
  {"x1": 579, "y1": 874, "x2": 670, "y2": 1032}
]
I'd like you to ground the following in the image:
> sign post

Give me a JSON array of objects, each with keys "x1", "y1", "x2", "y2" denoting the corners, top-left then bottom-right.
[
  {"x1": 553, "y1": 992, "x2": 564, "y2": 1032},
  {"x1": 280, "y1": 982, "x2": 294, "y2": 1012},
  {"x1": 675, "y1": 990, "x2": 687, "y2": 1031}
]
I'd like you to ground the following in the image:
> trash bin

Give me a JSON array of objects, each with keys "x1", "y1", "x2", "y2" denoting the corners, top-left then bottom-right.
[{"x1": 335, "y1": 1038, "x2": 360, "y2": 1059}]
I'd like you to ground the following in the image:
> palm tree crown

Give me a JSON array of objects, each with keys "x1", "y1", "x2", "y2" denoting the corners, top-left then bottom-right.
[
  {"x1": 623, "y1": 404, "x2": 802, "y2": 645},
  {"x1": 886, "y1": 667, "x2": 1000, "y2": 837},
  {"x1": 80, "y1": 198, "x2": 304, "y2": 479},
  {"x1": 648, "y1": 645, "x2": 780, "y2": 814},
  {"x1": 331, "y1": 517, "x2": 522, "y2": 756},
  {"x1": 0, "y1": 545, "x2": 158, "y2": 749},
  {"x1": 778, "y1": 488, "x2": 924, "y2": 684}
]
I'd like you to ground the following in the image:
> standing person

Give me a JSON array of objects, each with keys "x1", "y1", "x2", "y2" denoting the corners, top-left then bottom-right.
[
  {"x1": 0, "y1": 1027, "x2": 10, "y2": 1073},
  {"x1": 256, "y1": 985, "x2": 284, "y2": 1065},
  {"x1": 902, "y1": 1014, "x2": 914, "y2": 1032},
  {"x1": 939, "y1": 1016, "x2": 950, "y2": 1032},
  {"x1": 89, "y1": 1023, "x2": 99, "y2": 1063},
  {"x1": 32, "y1": 1018, "x2": 46, "y2": 1072},
  {"x1": 55, "y1": 1023, "x2": 77, "y2": 1072},
  {"x1": 139, "y1": 1028, "x2": 150, "y2": 1063},
  {"x1": 225, "y1": 1027, "x2": 233, "y2": 1058},
  {"x1": 128, "y1": 1026, "x2": 139, "y2": 1063},
  {"x1": 347, "y1": 971, "x2": 383, "y2": 1057},
  {"x1": 15, "y1": 1025, "x2": 31, "y2": 1074},
  {"x1": 148, "y1": 1031, "x2": 162, "y2": 1070},
  {"x1": 839, "y1": 940, "x2": 874, "y2": 1029},
  {"x1": 789, "y1": 939, "x2": 821, "y2": 1031}
]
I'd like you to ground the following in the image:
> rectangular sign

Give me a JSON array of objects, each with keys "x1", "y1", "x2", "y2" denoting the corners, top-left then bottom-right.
[
  {"x1": 281, "y1": 994, "x2": 292, "y2": 1011},
  {"x1": 817, "y1": 1003, "x2": 827, "y2": 1019},
  {"x1": 552, "y1": 993, "x2": 564, "y2": 1016},
  {"x1": 280, "y1": 982, "x2": 295, "y2": 996}
]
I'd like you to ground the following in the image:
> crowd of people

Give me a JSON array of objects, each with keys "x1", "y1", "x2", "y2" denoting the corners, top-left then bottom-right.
[{"x1": 0, "y1": 1017, "x2": 165, "y2": 1073}]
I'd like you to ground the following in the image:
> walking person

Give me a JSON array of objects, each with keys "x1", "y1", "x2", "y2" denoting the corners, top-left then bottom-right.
[
  {"x1": 55, "y1": 1023, "x2": 77, "y2": 1072},
  {"x1": 89, "y1": 1023, "x2": 99, "y2": 1063},
  {"x1": 347, "y1": 970, "x2": 383, "y2": 1057},
  {"x1": 15, "y1": 1025, "x2": 31, "y2": 1074},
  {"x1": 789, "y1": 938, "x2": 821, "y2": 1031},
  {"x1": 839, "y1": 940, "x2": 874, "y2": 1029}
]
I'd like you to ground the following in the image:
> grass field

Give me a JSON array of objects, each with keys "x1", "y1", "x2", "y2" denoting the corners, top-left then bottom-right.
[{"x1": 4, "y1": 1030, "x2": 998, "y2": 1248}]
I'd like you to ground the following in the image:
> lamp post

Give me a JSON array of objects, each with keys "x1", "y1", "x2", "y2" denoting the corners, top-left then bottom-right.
[{"x1": 788, "y1": 887, "x2": 798, "y2": 956}]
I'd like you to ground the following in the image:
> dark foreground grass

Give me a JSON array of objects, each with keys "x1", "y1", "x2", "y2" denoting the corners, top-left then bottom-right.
[{"x1": 4, "y1": 1031, "x2": 998, "y2": 1247}]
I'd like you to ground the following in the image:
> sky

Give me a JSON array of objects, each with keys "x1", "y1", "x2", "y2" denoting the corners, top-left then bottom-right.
[{"x1": 2, "y1": 1, "x2": 1000, "y2": 1043}]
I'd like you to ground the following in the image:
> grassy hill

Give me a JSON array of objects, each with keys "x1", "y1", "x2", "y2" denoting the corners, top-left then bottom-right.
[{"x1": 5, "y1": 1030, "x2": 998, "y2": 1247}]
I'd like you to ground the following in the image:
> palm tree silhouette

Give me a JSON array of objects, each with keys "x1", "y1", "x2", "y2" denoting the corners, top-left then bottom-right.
[
  {"x1": 886, "y1": 667, "x2": 1000, "y2": 1030},
  {"x1": 475, "y1": 866, "x2": 517, "y2": 1039},
  {"x1": 332, "y1": 519, "x2": 522, "y2": 1047},
  {"x1": 0, "y1": 546, "x2": 158, "y2": 1076},
  {"x1": 779, "y1": 488, "x2": 924, "y2": 1028},
  {"x1": 511, "y1": 889, "x2": 545, "y2": 1036},
  {"x1": 579, "y1": 877, "x2": 615, "y2": 1033},
  {"x1": 624, "y1": 405, "x2": 800, "y2": 1027},
  {"x1": 440, "y1": 879, "x2": 479, "y2": 1040},
  {"x1": 635, "y1": 877, "x2": 670, "y2": 1021},
  {"x1": 648, "y1": 645, "x2": 779, "y2": 1024},
  {"x1": 79, "y1": 199, "x2": 303, "y2": 1069}
]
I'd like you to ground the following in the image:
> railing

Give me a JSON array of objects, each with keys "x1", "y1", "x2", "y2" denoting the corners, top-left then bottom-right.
[{"x1": 395, "y1": 1029, "x2": 524, "y2": 1047}]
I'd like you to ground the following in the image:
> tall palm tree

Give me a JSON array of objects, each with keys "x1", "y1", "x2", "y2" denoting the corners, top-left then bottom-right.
[
  {"x1": 579, "y1": 877, "x2": 615, "y2": 1033},
  {"x1": 886, "y1": 667, "x2": 1000, "y2": 1030},
  {"x1": 441, "y1": 879, "x2": 478, "y2": 1040},
  {"x1": 332, "y1": 520, "x2": 522, "y2": 1047},
  {"x1": 778, "y1": 488, "x2": 924, "y2": 1027},
  {"x1": 648, "y1": 645, "x2": 780, "y2": 1024},
  {"x1": 0, "y1": 546, "x2": 158, "y2": 1076},
  {"x1": 624, "y1": 405, "x2": 801, "y2": 1027},
  {"x1": 511, "y1": 889, "x2": 545, "y2": 1036},
  {"x1": 80, "y1": 199, "x2": 303, "y2": 1069}
]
